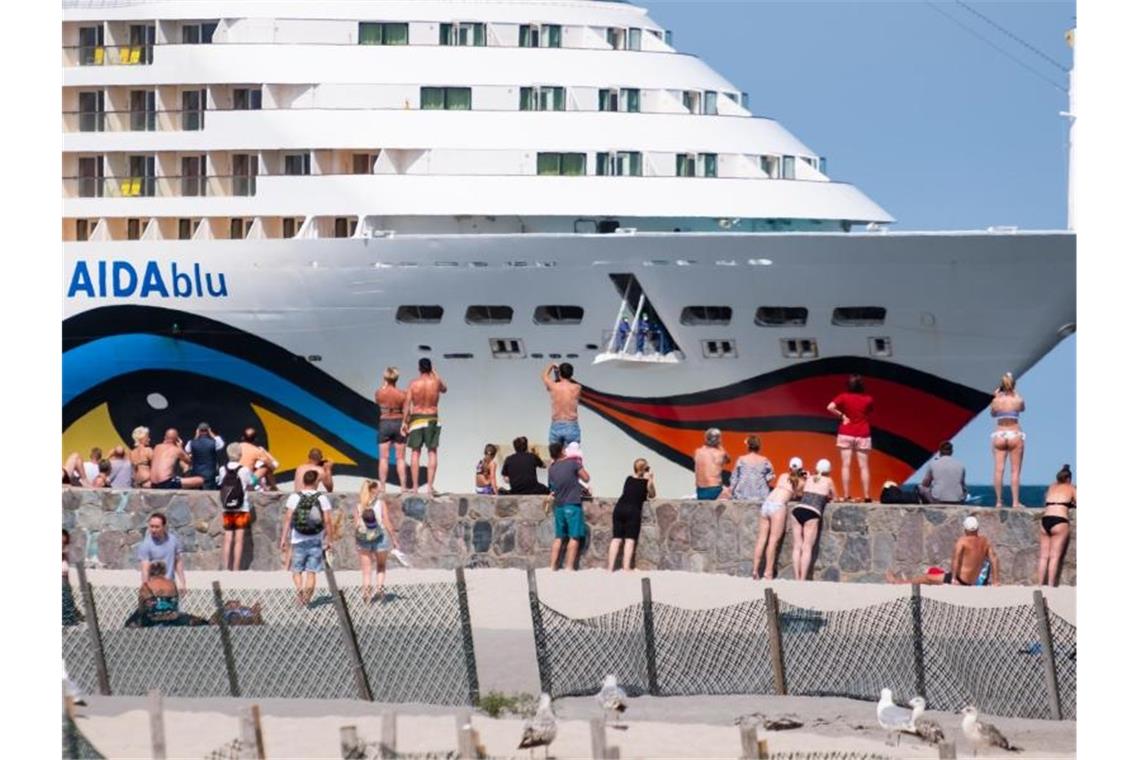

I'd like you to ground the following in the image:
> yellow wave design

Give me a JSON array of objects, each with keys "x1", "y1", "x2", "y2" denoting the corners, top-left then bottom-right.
[
  {"x1": 251, "y1": 403, "x2": 357, "y2": 470},
  {"x1": 62, "y1": 403, "x2": 126, "y2": 461}
]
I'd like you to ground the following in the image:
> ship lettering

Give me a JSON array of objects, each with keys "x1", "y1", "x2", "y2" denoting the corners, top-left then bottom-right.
[{"x1": 66, "y1": 261, "x2": 229, "y2": 299}]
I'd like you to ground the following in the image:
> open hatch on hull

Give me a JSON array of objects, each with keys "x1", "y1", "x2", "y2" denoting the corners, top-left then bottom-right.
[{"x1": 593, "y1": 273, "x2": 683, "y2": 366}]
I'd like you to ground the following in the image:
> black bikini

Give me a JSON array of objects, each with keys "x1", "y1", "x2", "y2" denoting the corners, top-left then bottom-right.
[
  {"x1": 1042, "y1": 499, "x2": 1075, "y2": 535},
  {"x1": 793, "y1": 491, "x2": 827, "y2": 525}
]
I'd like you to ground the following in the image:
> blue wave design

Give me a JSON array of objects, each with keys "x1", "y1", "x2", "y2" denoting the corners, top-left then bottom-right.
[{"x1": 63, "y1": 334, "x2": 375, "y2": 454}]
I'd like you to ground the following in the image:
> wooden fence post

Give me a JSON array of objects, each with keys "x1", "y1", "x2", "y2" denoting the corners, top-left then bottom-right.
[
  {"x1": 148, "y1": 689, "x2": 166, "y2": 760},
  {"x1": 454, "y1": 567, "x2": 481, "y2": 705},
  {"x1": 238, "y1": 705, "x2": 264, "y2": 760},
  {"x1": 380, "y1": 712, "x2": 398, "y2": 759},
  {"x1": 763, "y1": 588, "x2": 787, "y2": 696},
  {"x1": 339, "y1": 726, "x2": 363, "y2": 760},
  {"x1": 74, "y1": 560, "x2": 111, "y2": 696},
  {"x1": 641, "y1": 577, "x2": 660, "y2": 696},
  {"x1": 1032, "y1": 590, "x2": 1063, "y2": 720},
  {"x1": 324, "y1": 564, "x2": 374, "y2": 701},
  {"x1": 212, "y1": 580, "x2": 241, "y2": 697},
  {"x1": 527, "y1": 568, "x2": 552, "y2": 695},
  {"x1": 455, "y1": 711, "x2": 476, "y2": 759},
  {"x1": 738, "y1": 724, "x2": 759, "y2": 760},
  {"x1": 937, "y1": 740, "x2": 957, "y2": 759},
  {"x1": 590, "y1": 718, "x2": 607, "y2": 760},
  {"x1": 911, "y1": 584, "x2": 927, "y2": 699}
]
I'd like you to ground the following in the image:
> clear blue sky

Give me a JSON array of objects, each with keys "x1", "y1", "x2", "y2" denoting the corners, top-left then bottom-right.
[{"x1": 642, "y1": 0, "x2": 1076, "y2": 483}]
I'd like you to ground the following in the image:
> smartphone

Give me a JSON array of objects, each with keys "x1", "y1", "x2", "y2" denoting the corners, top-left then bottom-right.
[{"x1": 552, "y1": 367, "x2": 560, "y2": 381}]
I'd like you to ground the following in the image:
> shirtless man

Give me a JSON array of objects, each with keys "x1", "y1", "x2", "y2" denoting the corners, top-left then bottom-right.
[
  {"x1": 888, "y1": 516, "x2": 1001, "y2": 586},
  {"x1": 293, "y1": 447, "x2": 334, "y2": 492},
  {"x1": 150, "y1": 428, "x2": 205, "y2": 490},
  {"x1": 693, "y1": 427, "x2": 730, "y2": 500},
  {"x1": 238, "y1": 427, "x2": 279, "y2": 490},
  {"x1": 374, "y1": 366, "x2": 409, "y2": 492},
  {"x1": 542, "y1": 362, "x2": 582, "y2": 446},
  {"x1": 402, "y1": 358, "x2": 447, "y2": 495}
]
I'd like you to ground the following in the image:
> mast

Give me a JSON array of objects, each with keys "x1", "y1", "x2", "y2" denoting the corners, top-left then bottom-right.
[{"x1": 1064, "y1": 28, "x2": 1075, "y2": 231}]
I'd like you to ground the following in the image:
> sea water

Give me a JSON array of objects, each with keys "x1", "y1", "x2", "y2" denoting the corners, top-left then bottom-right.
[{"x1": 964, "y1": 485, "x2": 1049, "y2": 507}]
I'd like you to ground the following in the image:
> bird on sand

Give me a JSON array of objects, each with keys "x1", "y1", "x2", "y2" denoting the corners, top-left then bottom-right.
[
  {"x1": 518, "y1": 693, "x2": 557, "y2": 759},
  {"x1": 961, "y1": 706, "x2": 1022, "y2": 754},
  {"x1": 877, "y1": 688, "x2": 914, "y2": 746},
  {"x1": 595, "y1": 674, "x2": 628, "y2": 725},
  {"x1": 905, "y1": 697, "x2": 945, "y2": 745}
]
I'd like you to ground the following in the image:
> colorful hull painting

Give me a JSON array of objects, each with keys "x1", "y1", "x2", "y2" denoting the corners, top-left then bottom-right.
[
  {"x1": 579, "y1": 358, "x2": 992, "y2": 490},
  {"x1": 65, "y1": 307, "x2": 990, "y2": 490}
]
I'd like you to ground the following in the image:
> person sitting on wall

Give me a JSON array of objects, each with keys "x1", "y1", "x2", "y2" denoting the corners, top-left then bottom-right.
[{"x1": 126, "y1": 561, "x2": 208, "y2": 627}]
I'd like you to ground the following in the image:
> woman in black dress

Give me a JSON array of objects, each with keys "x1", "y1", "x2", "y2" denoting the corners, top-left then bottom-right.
[{"x1": 608, "y1": 458, "x2": 656, "y2": 571}]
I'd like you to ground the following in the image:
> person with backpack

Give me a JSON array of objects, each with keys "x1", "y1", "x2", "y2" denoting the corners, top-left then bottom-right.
[
  {"x1": 218, "y1": 442, "x2": 253, "y2": 571},
  {"x1": 279, "y1": 469, "x2": 333, "y2": 606}
]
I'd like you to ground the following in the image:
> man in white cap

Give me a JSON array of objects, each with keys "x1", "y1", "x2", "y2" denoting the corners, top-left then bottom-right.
[{"x1": 951, "y1": 515, "x2": 1000, "y2": 586}]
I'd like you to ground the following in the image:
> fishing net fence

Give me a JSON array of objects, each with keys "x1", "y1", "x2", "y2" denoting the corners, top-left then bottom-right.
[
  {"x1": 61, "y1": 574, "x2": 479, "y2": 706},
  {"x1": 529, "y1": 582, "x2": 1075, "y2": 720}
]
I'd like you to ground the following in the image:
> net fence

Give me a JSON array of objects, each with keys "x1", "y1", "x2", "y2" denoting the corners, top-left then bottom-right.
[
  {"x1": 531, "y1": 589, "x2": 1075, "y2": 720},
  {"x1": 63, "y1": 711, "x2": 105, "y2": 760},
  {"x1": 62, "y1": 578, "x2": 476, "y2": 705}
]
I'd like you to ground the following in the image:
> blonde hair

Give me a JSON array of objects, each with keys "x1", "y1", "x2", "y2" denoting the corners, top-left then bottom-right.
[
  {"x1": 383, "y1": 367, "x2": 399, "y2": 384},
  {"x1": 1000, "y1": 372, "x2": 1016, "y2": 392},
  {"x1": 358, "y1": 479, "x2": 380, "y2": 507},
  {"x1": 131, "y1": 426, "x2": 149, "y2": 445}
]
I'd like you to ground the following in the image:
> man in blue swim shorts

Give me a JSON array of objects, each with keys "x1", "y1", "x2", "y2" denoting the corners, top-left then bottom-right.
[
  {"x1": 543, "y1": 362, "x2": 582, "y2": 446},
  {"x1": 547, "y1": 441, "x2": 590, "y2": 571}
]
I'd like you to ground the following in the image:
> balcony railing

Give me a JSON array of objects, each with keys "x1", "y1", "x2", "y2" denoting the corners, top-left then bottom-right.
[
  {"x1": 62, "y1": 174, "x2": 253, "y2": 199},
  {"x1": 63, "y1": 44, "x2": 154, "y2": 67},
  {"x1": 63, "y1": 109, "x2": 204, "y2": 132}
]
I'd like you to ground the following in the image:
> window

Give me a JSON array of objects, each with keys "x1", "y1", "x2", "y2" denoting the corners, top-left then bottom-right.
[
  {"x1": 704, "y1": 90, "x2": 718, "y2": 115},
  {"x1": 782, "y1": 155, "x2": 796, "y2": 180},
  {"x1": 682, "y1": 91, "x2": 700, "y2": 114},
  {"x1": 819, "y1": 156, "x2": 828, "y2": 175},
  {"x1": 233, "y1": 87, "x2": 262, "y2": 110},
  {"x1": 596, "y1": 152, "x2": 643, "y2": 177},
  {"x1": 129, "y1": 89, "x2": 156, "y2": 131},
  {"x1": 127, "y1": 154, "x2": 156, "y2": 197},
  {"x1": 181, "y1": 155, "x2": 206, "y2": 196},
  {"x1": 128, "y1": 23, "x2": 155, "y2": 64},
  {"x1": 832, "y1": 307, "x2": 887, "y2": 326},
  {"x1": 466, "y1": 305, "x2": 514, "y2": 324},
  {"x1": 681, "y1": 306, "x2": 733, "y2": 325},
  {"x1": 519, "y1": 24, "x2": 561, "y2": 48},
  {"x1": 333, "y1": 217, "x2": 357, "y2": 238},
  {"x1": 702, "y1": 340, "x2": 736, "y2": 358},
  {"x1": 282, "y1": 217, "x2": 303, "y2": 238},
  {"x1": 742, "y1": 92, "x2": 750, "y2": 110},
  {"x1": 869, "y1": 337, "x2": 893, "y2": 357},
  {"x1": 761, "y1": 155, "x2": 779, "y2": 178},
  {"x1": 75, "y1": 219, "x2": 90, "y2": 241},
  {"x1": 284, "y1": 152, "x2": 311, "y2": 176},
  {"x1": 229, "y1": 217, "x2": 253, "y2": 240},
  {"x1": 623, "y1": 88, "x2": 640, "y2": 112},
  {"x1": 537, "y1": 153, "x2": 587, "y2": 176},
  {"x1": 701, "y1": 153, "x2": 718, "y2": 178},
  {"x1": 606, "y1": 27, "x2": 627, "y2": 50},
  {"x1": 77, "y1": 90, "x2": 104, "y2": 132},
  {"x1": 598, "y1": 88, "x2": 639, "y2": 113},
  {"x1": 78, "y1": 25, "x2": 104, "y2": 66},
  {"x1": 181, "y1": 22, "x2": 217, "y2": 44},
  {"x1": 490, "y1": 338, "x2": 525, "y2": 358},
  {"x1": 77, "y1": 156, "x2": 103, "y2": 198},
  {"x1": 181, "y1": 88, "x2": 206, "y2": 130},
  {"x1": 520, "y1": 86, "x2": 565, "y2": 111},
  {"x1": 127, "y1": 218, "x2": 143, "y2": 241},
  {"x1": 352, "y1": 153, "x2": 377, "y2": 174},
  {"x1": 232, "y1": 153, "x2": 258, "y2": 196},
  {"x1": 440, "y1": 22, "x2": 486, "y2": 46},
  {"x1": 534, "y1": 305, "x2": 584, "y2": 324},
  {"x1": 359, "y1": 22, "x2": 408, "y2": 45},
  {"x1": 421, "y1": 87, "x2": 472, "y2": 110},
  {"x1": 177, "y1": 218, "x2": 196, "y2": 240},
  {"x1": 676, "y1": 154, "x2": 696, "y2": 177},
  {"x1": 781, "y1": 338, "x2": 819, "y2": 359},
  {"x1": 755, "y1": 307, "x2": 809, "y2": 326},
  {"x1": 396, "y1": 305, "x2": 444, "y2": 324},
  {"x1": 628, "y1": 28, "x2": 642, "y2": 50}
]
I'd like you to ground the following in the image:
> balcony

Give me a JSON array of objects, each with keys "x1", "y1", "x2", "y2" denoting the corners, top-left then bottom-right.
[
  {"x1": 63, "y1": 109, "x2": 205, "y2": 133},
  {"x1": 63, "y1": 44, "x2": 154, "y2": 67},
  {"x1": 62, "y1": 175, "x2": 246, "y2": 199}
]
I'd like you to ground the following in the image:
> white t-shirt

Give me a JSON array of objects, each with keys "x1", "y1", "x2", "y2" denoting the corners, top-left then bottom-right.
[
  {"x1": 82, "y1": 461, "x2": 100, "y2": 483},
  {"x1": 218, "y1": 462, "x2": 253, "y2": 512},
  {"x1": 285, "y1": 490, "x2": 333, "y2": 544}
]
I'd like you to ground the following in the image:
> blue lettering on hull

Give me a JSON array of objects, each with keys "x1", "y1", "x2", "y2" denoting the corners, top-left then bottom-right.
[{"x1": 67, "y1": 261, "x2": 228, "y2": 299}]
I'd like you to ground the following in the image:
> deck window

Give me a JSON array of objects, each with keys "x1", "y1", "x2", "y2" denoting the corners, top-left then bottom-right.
[
  {"x1": 819, "y1": 156, "x2": 828, "y2": 175},
  {"x1": 440, "y1": 22, "x2": 486, "y2": 47},
  {"x1": 177, "y1": 219, "x2": 196, "y2": 240},
  {"x1": 628, "y1": 28, "x2": 642, "y2": 50},
  {"x1": 229, "y1": 218, "x2": 252, "y2": 240},
  {"x1": 832, "y1": 307, "x2": 887, "y2": 326},
  {"x1": 75, "y1": 219, "x2": 90, "y2": 241},
  {"x1": 702, "y1": 340, "x2": 737, "y2": 358},
  {"x1": 537, "y1": 153, "x2": 586, "y2": 176},
  {"x1": 681, "y1": 306, "x2": 733, "y2": 325},
  {"x1": 359, "y1": 22, "x2": 408, "y2": 45},
  {"x1": 127, "y1": 154, "x2": 156, "y2": 197},
  {"x1": 181, "y1": 22, "x2": 217, "y2": 44},
  {"x1": 704, "y1": 90, "x2": 718, "y2": 115},
  {"x1": 761, "y1": 155, "x2": 779, "y2": 178},
  {"x1": 282, "y1": 217, "x2": 302, "y2": 238},
  {"x1": 129, "y1": 89, "x2": 156, "y2": 131},
  {"x1": 352, "y1": 153, "x2": 378, "y2": 174},
  {"x1": 520, "y1": 86, "x2": 565, "y2": 112},
  {"x1": 128, "y1": 24, "x2": 155, "y2": 64},
  {"x1": 682, "y1": 91, "x2": 700, "y2": 114},
  {"x1": 396, "y1": 305, "x2": 444, "y2": 324},
  {"x1": 466, "y1": 305, "x2": 514, "y2": 325},
  {"x1": 599, "y1": 88, "x2": 639, "y2": 112},
  {"x1": 491, "y1": 339, "x2": 525, "y2": 358},
  {"x1": 233, "y1": 87, "x2": 262, "y2": 110},
  {"x1": 755, "y1": 307, "x2": 809, "y2": 327},
  {"x1": 77, "y1": 90, "x2": 104, "y2": 132},
  {"x1": 77, "y1": 156, "x2": 103, "y2": 198},
  {"x1": 127, "y1": 218, "x2": 143, "y2": 241},
  {"x1": 534, "y1": 305, "x2": 584, "y2": 324},
  {"x1": 421, "y1": 87, "x2": 472, "y2": 110},
  {"x1": 232, "y1": 154, "x2": 257, "y2": 196},
  {"x1": 676, "y1": 154, "x2": 696, "y2": 177},
  {"x1": 333, "y1": 217, "x2": 357, "y2": 238},
  {"x1": 519, "y1": 24, "x2": 561, "y2": 48},
  {"x1": 284, "y1": 152, "x2": 311, "y2": 176},
  {"x1": 596, "y1": 151, "x2": 642, "y2": 177},
  {"x1": 180, "y1": 155, "x2": 206, "y2": 196},
  {"x1": 181, "y1": 89, "x2": 206, "y2": 131},
  {"x1": 782, "y1": 156, "x2": 796, "y2": 180},
  {"x1": 701, "y1": 153, "x2": 718, "y2": 178},
  {"x1": 781, "y1": 338, "x2": 819, "y2": 359},
  {"x1": 78, "y1": 25, "x2": 104, "y2": 66}
]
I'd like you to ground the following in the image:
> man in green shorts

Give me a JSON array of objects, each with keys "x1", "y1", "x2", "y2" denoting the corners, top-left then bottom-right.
[
  {"x1": 547, "y1": 441, "x2": 591, "y2": 571},
  {"x1": 402, "y1": 357, "x2": 447, "y2": 495}
]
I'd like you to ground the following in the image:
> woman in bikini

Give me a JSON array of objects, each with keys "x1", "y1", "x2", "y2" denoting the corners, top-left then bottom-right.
[
  {"x1": 475, "y1": 444, "x2": 499, "y2": 495},
  {"x1": 1038, "y1": 464, "x2": 1075, "y2": 586},
  {"x1": 355, "y1": 481, "x2": 399, "y2": 603},
  {"x1": 791, "y1": 459, "x2": 837, "y2": 581},
  {"x1": 751, "y1": 456, "x2": 805, "y2": 580},
  {"x1": 130, "y1": 426, "x2": 153, "y2": 488},
  {"x1": 990, "y1": 372, "x2": 1026, "y2": 508}
]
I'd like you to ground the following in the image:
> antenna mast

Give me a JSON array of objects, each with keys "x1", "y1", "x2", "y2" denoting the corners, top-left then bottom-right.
[{"x1": 1063, "y1": 28, "x2": 1075, "y2": 231}]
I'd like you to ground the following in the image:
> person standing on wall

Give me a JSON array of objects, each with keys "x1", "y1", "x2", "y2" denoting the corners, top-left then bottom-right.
[
  {"x1": 542, "y1": 362, "x2": 581, "y2": 446},
  {"x1": 827, "y1": 374, "x2": 874, "y2": 502},
  {"x1": 403, "y1": 358, "x2": 447, "y2": 496}
]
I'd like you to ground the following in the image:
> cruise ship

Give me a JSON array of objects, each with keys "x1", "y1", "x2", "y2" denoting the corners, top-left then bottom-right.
[{"x1": 61, "y1": 0, "x2": 1076, "y2": 497}]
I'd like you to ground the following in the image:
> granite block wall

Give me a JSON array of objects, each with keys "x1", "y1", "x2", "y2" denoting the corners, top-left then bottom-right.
[{"x1": 61, "y1": 488, "x2": 1074, "y2": 585}]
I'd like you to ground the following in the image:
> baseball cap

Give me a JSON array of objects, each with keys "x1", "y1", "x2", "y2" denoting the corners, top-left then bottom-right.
[
  {"x1": 963, "y1": 516, "x2": 979, "y2": 532},
  {"x1": 565, "y1": 442, "x2": 583, "y2": 458},
  {"x1": 196, "y1": 421, "x2": 210, "y2": 432},
  {"x1": 789, "y1": 456, "x2": 804, "y2": 470},
  {"x1": 815, "y1": 458, "x2": 832, "y2": 475}
]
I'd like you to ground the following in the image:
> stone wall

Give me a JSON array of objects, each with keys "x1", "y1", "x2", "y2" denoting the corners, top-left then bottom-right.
[{"x1": 61, "y1": 489, "x2": 1075, "y2": 585}]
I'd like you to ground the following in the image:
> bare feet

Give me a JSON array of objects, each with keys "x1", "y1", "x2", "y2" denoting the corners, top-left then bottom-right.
[
  {"x1": 1012, "y1": 503, "x2": 1027, "y2": 510},
  {"x1": 763, "y1": 572, "x2": 774, "y2": 580},
  {"x1": 752, "y1": 570, "x2": 760, "y2": 580},
  {"x1": 362, "y1": 587, "x2": 373, "y2": 605}
]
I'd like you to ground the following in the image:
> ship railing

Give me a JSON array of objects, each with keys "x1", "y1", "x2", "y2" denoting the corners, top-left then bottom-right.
[
  {"x1": 62, "y1": 175, "x2": 254, "y2": 199},
  {"x1": 63, "y1": 109, "x2": 205, "y2": 133},
  {"x1": 62, "y1": 44, "x2": 153, "y2": 68}
]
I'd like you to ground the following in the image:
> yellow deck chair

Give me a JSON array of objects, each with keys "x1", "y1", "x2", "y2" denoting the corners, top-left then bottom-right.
[
  {"x1": 129, "y1": 47, "x2": 141, "y2": 65},
  {"x1": 118, "y1": 47, "x2": 130, "y2": 64},
  {"x1": 93, "y1": 47, "x2": 104, "y2": 65}
]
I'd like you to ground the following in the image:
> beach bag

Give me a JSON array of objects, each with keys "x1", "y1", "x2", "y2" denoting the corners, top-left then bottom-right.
[
  {"x1": 292, "y1": 492, "x2": 325, "y2": 535},
  {"x1": 219, "y1": 466, "x2": 244, "y2": 510},
  {"x1": 356, "y1": 508, "x2": 384, "y2": 544}
]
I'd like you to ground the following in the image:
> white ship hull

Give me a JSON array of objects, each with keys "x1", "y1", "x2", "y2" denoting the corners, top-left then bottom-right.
[{"x1": 63, "y1": 230, "x2": 1075, "y2": 497}]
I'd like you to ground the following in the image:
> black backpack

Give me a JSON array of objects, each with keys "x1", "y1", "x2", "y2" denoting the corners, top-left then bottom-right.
[
  {"x1": 292, "y1": 492, "x2": 325, "y2": 535},
  {"x1": 219, "y1": 465, "x2": 245, "y2": 511}
]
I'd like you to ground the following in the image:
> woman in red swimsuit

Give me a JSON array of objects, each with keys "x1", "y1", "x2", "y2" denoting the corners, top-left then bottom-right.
[{"x1": 827, "y1": 375, "x2": 874, "y2": 501}]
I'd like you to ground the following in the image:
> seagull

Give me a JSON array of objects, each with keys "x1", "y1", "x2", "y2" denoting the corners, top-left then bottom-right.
[
  {"x1": 877, "y1": 688, "x2": 914, "y2": 746},
  {"x1": 595, "y1": 674, "x2": 628, "y2": 726},
  {"x1": 906, "y1": 697, "x2": 945, "y2": 745},
  {"x1": 518, "y1": 693, "x2": 557, "y2": 759},
  {"x1": 961, "y1": 706, "x2": 1022, "y2": 755}
]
